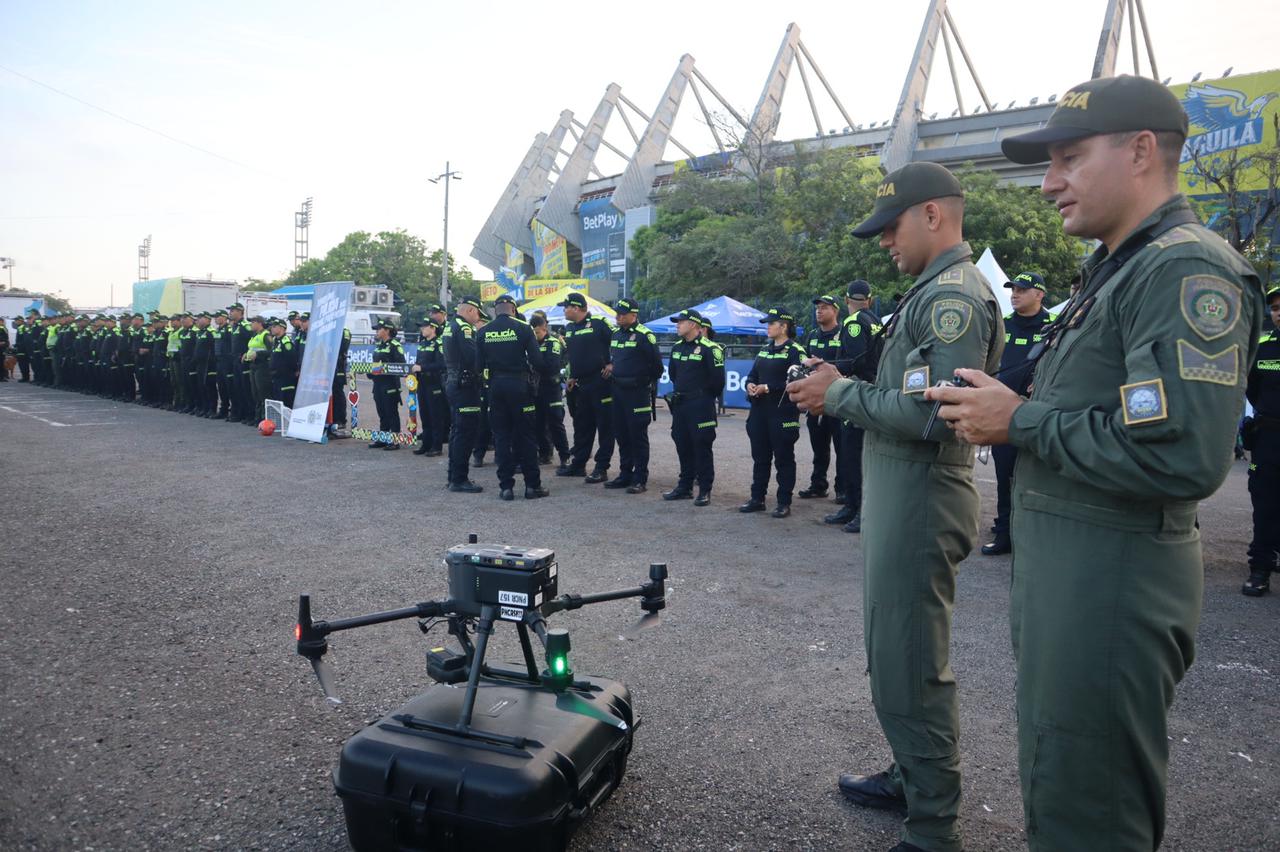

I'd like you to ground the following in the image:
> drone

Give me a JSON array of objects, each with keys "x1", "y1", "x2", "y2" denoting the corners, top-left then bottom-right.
[{"x1": 294, "y1": 537, "x2": 669, "y2": 849}]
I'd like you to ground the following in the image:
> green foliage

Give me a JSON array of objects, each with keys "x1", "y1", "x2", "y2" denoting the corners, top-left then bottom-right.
[
  {"x1": 275, "y1": 230, "x2": 474, "y2": 321},
  {"x1": 43, "y1": 292, "x2": 73, "y2": 314},
  {"x1": 630, "y1": 148, "x2": 1087, "y2": 310}
]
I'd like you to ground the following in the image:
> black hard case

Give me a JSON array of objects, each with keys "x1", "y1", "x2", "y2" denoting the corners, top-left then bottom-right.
[{"x1": 334, "y1": 674, "x2": 635, "y2": 851}]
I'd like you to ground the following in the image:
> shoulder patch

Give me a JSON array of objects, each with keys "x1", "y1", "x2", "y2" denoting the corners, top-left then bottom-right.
[
  {"x1": 903, "y1": 365, "x2": 930, "y2": 394},
  {"x1": 1119, "y1": 378, "x2": 1168, "y2": 426},
  {"x1": 462, "y1": 325, "x2": 473, "y2": 338},
  {"x1": 1152, "y1": 226, "x2": 1199, "y2": 250},
  {"x1": 939, "y1": 268, "x2": 964, "y2": 285},
  {"x1": 645, "y1": 332, "x2": 656, "y2": 344},
  {"x1": 931, "y1": 299, "x2": 973, "y2": 344},
  {"x1": 1180, "y1": 274, "x2": 1241, "y2": 342},
  {"x1": 1176, "y1": 339, "x2": 1239, "y2": 385}
]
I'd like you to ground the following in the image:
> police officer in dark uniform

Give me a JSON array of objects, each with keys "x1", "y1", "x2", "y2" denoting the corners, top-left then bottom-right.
[
  {"x1": 190, "y1": 312, "x2": 215, "y2": 415},
  {"x1": 411, "y1": 318, "x2": 446, "y2": 456},
  {"x1": 741, "y1": 308, "x2": 807, "y2": 517},
  {"x1": 13, "y1": 315, "x2": 31, "y2": 382},
  {"x1": 1243, "y1": 285, "x2": 1280, "y2": 596},
  {"x1": 176, "y1": 313, "x2": 198, "y2": 413},
  {"x1": 556, "y1": 291, "x2": 615, "y2": 482},
  {"x1": 30, "y1": 313, "x2": 48, "y2": 385},
  {"x1": 476, "y1": 294, "x2": 548, "y2": 500},
  {"x1": 267, "y1": 317, "x2": 299, "y2": 410},
  {"x1": 369, "y1": 319, "x2": 405, "y2": 449},
  {"x1": 981, "y1": 272, "x2": 1056, "y2": 555},
  {"x1": 825, "y1": 280, "x2": 882, "y2": 533},
  {"x1": 330, "y1": 320, "x2": 352, "y2": 434},
  {"x1": 607, "y1": 297, "x2": 664, "y2": 494},
  {"x1": 443, "y1": 297, "x2": 486, "y2": 491},
  {"x1": 226, "y1": 304, "x2": 253, "y2": 423},
  {"x1": 531, "y1": 313, "x2": 571, "y2": 468},
  {"x1": 801, "y1": 294, "x2": 845, "y2": 500},
  {"x1": 663, "y1": 308, "x2": 726, "y2": 506}
]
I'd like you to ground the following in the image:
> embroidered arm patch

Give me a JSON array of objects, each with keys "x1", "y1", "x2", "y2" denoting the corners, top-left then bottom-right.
[
  {"x1": 1176, "y1": 339, "x2": 1239, "y2": 385},
  {"x1": 931, "y1": 299, "x2": 973, "y2": 344},
  {"x1": 903, "y1": 365, "x2": 930, "y2": 394},
  {"x1": 1119, "y1": 378, "x2": 1168, "y2": 426},
  {"x1": 1180, "y1": 275, "x2": 1241, "y2": 342}
]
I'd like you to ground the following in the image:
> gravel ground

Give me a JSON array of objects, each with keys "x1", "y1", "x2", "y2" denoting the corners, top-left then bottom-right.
[{"x1": 1, "y1": 381, "x2": 1277, "y2": 851}]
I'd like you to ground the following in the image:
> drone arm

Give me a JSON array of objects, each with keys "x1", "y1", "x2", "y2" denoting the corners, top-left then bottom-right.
[{"x1": 308, "y1": 599, "x2": 454, "y2": 638}]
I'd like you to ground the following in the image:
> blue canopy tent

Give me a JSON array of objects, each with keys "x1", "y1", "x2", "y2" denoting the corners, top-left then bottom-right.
[{"x1": 643, "y1": 295, "x2": 767, "y2": 336}]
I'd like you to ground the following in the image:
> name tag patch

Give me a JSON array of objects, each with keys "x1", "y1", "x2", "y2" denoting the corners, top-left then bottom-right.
[
  {"x1": 1119, "y1": 378, "x2": 1168, "y2": 426},
  {"x1": 1177, "y1": 339, "x2": 1239, "y2": 385},
  {"x1": 903, "y1": 365, "x2": 930, "y2": 394}
]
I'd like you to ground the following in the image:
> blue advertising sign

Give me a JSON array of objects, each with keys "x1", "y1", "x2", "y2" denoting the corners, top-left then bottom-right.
[
  {"x1": 579, "y1": 197, "x2": 625, "y2": 284},
  {"x1": 286, "y1": 281, "x2": 353, "y2": 442}
]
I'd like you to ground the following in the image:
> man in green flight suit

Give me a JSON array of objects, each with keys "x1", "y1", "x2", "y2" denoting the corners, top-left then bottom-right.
[
  {"x1": 927, "y1": 75, "x2": 1264, "y2": 851},
  {"x1": 788, "y1": 161, "x2": 1004, "y2": 852}
]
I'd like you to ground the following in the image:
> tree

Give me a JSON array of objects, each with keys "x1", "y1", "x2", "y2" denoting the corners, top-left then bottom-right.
[
  {"x1": 1185, "y1": 113, "x2": 1280, "y2": 284},
  {"x1": 43, "y1": 292, "x2": 73, "y2": 314}
]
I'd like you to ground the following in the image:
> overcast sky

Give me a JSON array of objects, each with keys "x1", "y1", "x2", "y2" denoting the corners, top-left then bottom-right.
[{"x1": 3, "y1": 0, "x2": 1278, "y2": 307}]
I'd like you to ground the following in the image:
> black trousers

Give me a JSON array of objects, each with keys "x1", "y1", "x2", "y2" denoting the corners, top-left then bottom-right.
[
  {"x1": 569, "y1": 378, "x2": 615, "y2": 469},
  {"x1": 536, "y1": 394, "x2": 570, "y2": 461},
  {"x1": 217, "y1": 361, "x2": 234, "y2": 414},
  {"x1": 837, "y1": 422, "x2": 865, "y2": 511},
  {"x1": 331, "y1": 372, "x2": 347, "y2": 426},
  {"x1": 992, "y1": 443, "x2": 1018, "y2": 535},
  {"x1": 182, "y1": 359, "x2": 199, "y2": 409},
  {"x1": 1248, "y1": 459, "x2": 1280, "y2": 571},
  {"x1": 17, "y1": 353, "x2": 30, "y2": 381},
  {"x1": 417, "y1": 383, "x2": 447, "y2": 450},
  {"x1": 805, "y1": 413, "x2": 843, "y2": 492},
  {"x1": 474, "y1": 387, "x2": 492, "y2": 460},
  {"x1": 612, "y1": 384, "x2": 653, "y2": 484},
  {"x1": 747, "y1": 403, "x2": 802, "y2": 505},
  {"x1": 372, "y1": 380, "x2": 400, "y2": 435},
  {"x1": 670, "y1": 396, "x2": 716, "y2": 492},
  {"x1": 274, "y1": 377, "x2": 297, "y2": 410},
  {"x1": 488, "y1": 375, "x2": 541, "y2": 490},
  {"x1": 446, "y1": 380, "x2": 482, "y2": 484}
]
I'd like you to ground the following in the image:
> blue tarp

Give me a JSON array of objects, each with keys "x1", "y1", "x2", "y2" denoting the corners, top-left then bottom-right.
[{"x1": 643, "y1": 295, "x2": 767, "y2": 336}]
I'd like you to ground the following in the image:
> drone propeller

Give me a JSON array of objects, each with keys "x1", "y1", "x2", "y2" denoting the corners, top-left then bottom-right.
[
  {"x1": 556, "y1": 690, "x2": 628, "y2": 731},
  {"x1": 296, "y1": 594, "x2": 341, "y2": 705},
  {"x1": 620, "y1": 610, "x2": 662, "y2": 640},
  {"x1": 310, "y1": 657, "x2": 342, "y2": 705}
]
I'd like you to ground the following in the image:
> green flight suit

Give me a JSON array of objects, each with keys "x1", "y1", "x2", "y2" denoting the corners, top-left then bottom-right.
[
  {"x1": 824, "y1": 241, "x2": 1003, "y2": 852},
  {"x1": 1006, "y1": 196, "x2": 1263, "y2": 851}
]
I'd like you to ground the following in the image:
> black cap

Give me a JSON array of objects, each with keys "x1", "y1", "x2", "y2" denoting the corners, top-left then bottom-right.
[
  {"x1": 847, "y1": 280, "x2": 872, "y2": 299},
  {"x1": 214, "y1": 309, "x2": 228, "y2": 318},
  {"x1": 428, "y1": 303, "x2": 445, "y2": 314},
  {"x1": 851, "y1": 162, "x2": 964, "y2": 238},
  {"x1": 229, "y1": 302, "x2": 245, "y2": 310},
  {"x1": 615, "y1": 297, "x2": 639, "y2": 314},
  {"x1": 1005, "y1": 272, "x2": 1047, "y2": 292},
  {"x1": 812, "y1": 294, "x2": 840, "y2": 308},
  {"x1": 1266, "y1": 285, "x2": 1280, "y2": 303},
  {"x1": 268, "y1": 317, "x2": 286, "y2": 328},
  {"x1": 459, "y1": 297, "x2": 486, "y2": 315},
  {"x1": 669, "y1": 308, "x2": 703, "y2": 323},
  {"x1": 298, "y1": 312, "x2": 309, "y2": 321},
  {"x1": 558, "y1": 291, "x2": 588, "y2": 309},
  {"x1": 288, "y1": 310, "x2": 299, "y2": 319},
  {"x1": 1002, "y1": 75, "x2": 1189, "y2": 165},
  {"x1": 760, "y1": 307, "x2": 794, "y2": 324},
  {"x1": 494, "y1": 294, "x2": 517, "y2": 306},
  {"x1": 698, "y1": 316, "x2": 713, "y2": 330},
  {"x1": 417, "y1": 316, "x2": 433, "y2": 327}
]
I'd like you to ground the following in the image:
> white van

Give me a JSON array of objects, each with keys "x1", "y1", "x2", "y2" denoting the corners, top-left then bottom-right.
[{"x1": 346, "y1": 310, "x2": 401, "y2": 344}]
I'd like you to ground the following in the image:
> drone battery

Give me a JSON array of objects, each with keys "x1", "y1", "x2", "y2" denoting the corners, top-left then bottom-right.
[
  {"x1": 334, "y1": 674, "x2": 634, "y2": 852},
  {"x1": 445, "y1": 543, "x2": 558, "y2": 615}
]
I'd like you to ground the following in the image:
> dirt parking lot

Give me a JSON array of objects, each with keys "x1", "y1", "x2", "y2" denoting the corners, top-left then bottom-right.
[{"x1": 2, "y1": 381, "x2": 1277, "y2": 850}]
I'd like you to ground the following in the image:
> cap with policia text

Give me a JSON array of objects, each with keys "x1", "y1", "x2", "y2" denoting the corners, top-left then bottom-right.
[
  {"x1": 615, "y1": 297, "x2": 640, "y2": 314},
  {"x1": 269, "y1": 317, "x2": 286, "y2": 328},
  {"x1": 851, "y1": 162, "x2": 964, "y2": 238},
  {"x1": 428, "y1": 303, "x2": 445, "y2": 314},
  {"x1": 813, "y1": 294, "x2": 840, "y2": 308},
  {"x1": 459, "y1": 297, "x2": 486, "y2": 315},
  {"x1": 494, "y1": 294, "x2": 517, "y2": 306},
  {"x1": 669, "y1": 308, "x2": 704, "y2": 324},
  {"x1": 760, "y1": 307, "x2": 794, "y2": 324},
  {"x1": 1001, "y1": 75, "x2": 1189, "y2": 165},
  {"x1": 1005, "y1": 271, "x2": 1047, "y2": 292},
  {"x1": 558, "y1": 291, "x2": 588, "y2": 308},
  {"x1": 1267, "y1": 286, "x2": 1280, "y2": 303}
]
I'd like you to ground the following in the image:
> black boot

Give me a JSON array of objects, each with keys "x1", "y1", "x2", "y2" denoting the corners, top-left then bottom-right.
[
  {"x1": 837, "y1": 771, "x2": 907, "y2": 812},
  {"x1": 738, "y1": 499, "x2": 766, "y2": 513},
  {"x1": 981, "y1": 531, "x2": 1011, "y2": 556},
  {"x1": 584, "y1": 467, "x2": 608, "y2": 484},
  {"x1": 1242, "y1": 568, "x2": 1271, "y2": 597},
  {"x1": 662, "y1": 486, "x2": 693, "y2": 501},
  {"x1": 797, "y1": 485, "x2": 828, "y2": 499},
  {"x1": 824, "y1": 507, "x2": 856, "y2": 525}
]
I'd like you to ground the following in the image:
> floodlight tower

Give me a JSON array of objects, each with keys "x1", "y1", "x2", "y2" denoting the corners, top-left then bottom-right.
[
  {"x1": 138, "y1": 236, "x2": 151, "y2": 282},
  {"x1": 295, "y1": 197, "x2": 313, "y2": 269}
]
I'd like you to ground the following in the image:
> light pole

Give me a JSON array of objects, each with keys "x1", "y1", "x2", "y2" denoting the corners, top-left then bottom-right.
[
  {"x1": 428, "y1": 163, "x2": 461, "y2": 307},
  {"x1": 0, "y1": 257, "x2": 13, "y2": 289}
]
